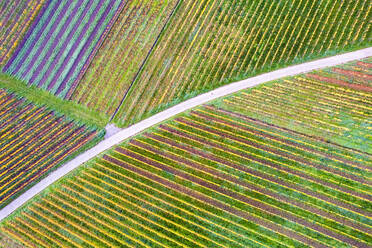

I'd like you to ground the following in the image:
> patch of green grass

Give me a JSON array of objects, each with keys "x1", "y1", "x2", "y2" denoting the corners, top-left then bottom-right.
[{"x1": 0, "y1": 72, "x2": 109, "y2": 128}]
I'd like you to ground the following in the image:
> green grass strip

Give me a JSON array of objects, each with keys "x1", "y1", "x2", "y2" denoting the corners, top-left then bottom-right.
[{"x1": 0, "y1": 72, "x2": 109, "y2": 128}]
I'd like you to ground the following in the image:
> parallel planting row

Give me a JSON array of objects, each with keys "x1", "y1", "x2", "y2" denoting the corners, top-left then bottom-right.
[
  {"x1": 219, "y1": 59, "x2": 372, "y2": 153},
  {"x1": 0, "y1": 231, "x2": 22, "y2": 248},
  {"x1": 2, "y1": 0, "x2": 370, "y2": 128},
  {"x1": 320, "y1": 57, "x2": 372, "y2": 89},
  {"x1": 2, "y1": 60, "x2": 371, "y2": 247},
  {"x1": 71, "y1": 0, "x2": 180, "y2": 116},
  {"x1": 114, "y1": 0, "x2": 371, "y2": 127},
  {"x1": 0, "y1": 88, "x2": 103, "y2": 209},
  {"x1": 0, "y1": 0, "x2": 46, "y2": 67},
  {"x1": 3, "y1": 0, "x2": 122, "y2": 98},
  {"x1": 2, "y1": 106, "x2": 370, "y2": 247}
]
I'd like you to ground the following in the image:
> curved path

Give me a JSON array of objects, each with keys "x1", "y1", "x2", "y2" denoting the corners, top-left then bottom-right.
[{"x1": 1, "y1": 47, "x2": 371, "y2": 221}]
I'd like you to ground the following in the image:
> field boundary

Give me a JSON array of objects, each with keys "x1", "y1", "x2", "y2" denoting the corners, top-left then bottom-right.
[
  {"x1": 110, "y1": 0, "x2": 183, "y2": 121},
  {"x1": 0, "y1": 47, "x2": 370, "y2": 222},
  {"x1": 65, "y1": 0, "x2": 130, "y2": 99},
  {"x1": 0, "y1": 73, "x2": 108, "y2": 128}
]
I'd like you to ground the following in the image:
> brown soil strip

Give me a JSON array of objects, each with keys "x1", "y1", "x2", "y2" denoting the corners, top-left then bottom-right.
[
  {"x1": 332, "y1": 68, "x2": 372, "y2": 81},
  {"x1": 105, "y1": 155, "x2": 328, "y2": 248},
  {"x1": 189, "y1": 111, "x2": 372, "y2": 184},
  {"x1": 3, "y1": 121, "x2": 78, "y2": 178},
  {"x1": 356, "y1": 61, "x2": 372, "y2": 69},
  {"x1": 41, "y1": 129, "x2": 97, "y2": 170},
  {"x1": 307, "y1": 74, "x2": 372, "y2": 93},
  {"x1": 292, "y1": 78, "x2": 372, "y2": 107},
  {"x1": 131, "y1": 139, "x2": 372, "y2": 235},
  {"x1": 205, "y1": 105, "x2": 372, "y2": 158},
  {"x1": 18, "y1": 121, "x2": 77, "y2": 168},
  {"x1": 155, "y1": 126, "x2": 372, "y2": 218},
  {"x1": 146, "y1": 130, "x2": 372, "y2": 221},
  {"x1": 196, "y1": 108, "x2": 371, "y2": 171}
]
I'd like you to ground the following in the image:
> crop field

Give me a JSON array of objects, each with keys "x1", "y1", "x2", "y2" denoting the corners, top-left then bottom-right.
[
  {"x1": 320, "y1": 57, "x2": 372, "y2": 89},
  {"x1": 219, "y1": 59, "x2": 372, "y2": 153},
  {"x1": 71, "y1": 0, "x2": 180, "y2": 116},
  {"x1": 0, "y1": 231, "x2": 22, "y2": 248},
  {"x1": 0, "y1": 88, "x2": 103, "y2": 209},
  {"x1": 0, "y1": 0, "x2": 371, "y2": 247},
  {"x1": 113, "y1": 0, "x2": 371, "y2": 127},
  {"x1": 2, "y1": 60, "x2": 371, "y2": 247},
  {"x1": 0, "y1": 0, "x2": 46, "y2": 67},
  {"x1": 2, "y1": 0, "x2": 122, "y2": 98}
]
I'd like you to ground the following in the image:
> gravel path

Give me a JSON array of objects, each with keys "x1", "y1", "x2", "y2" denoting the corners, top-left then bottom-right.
[{"x1": 0, "y1": 47, "x2": 371, "y2": 221}]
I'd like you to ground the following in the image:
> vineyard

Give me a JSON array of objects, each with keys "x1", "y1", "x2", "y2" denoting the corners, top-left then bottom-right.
[
  {"x1": 71, "y1": 0, "x2": 180, "y2": 116},
  {"x1": 1, "y1": 0, "x2": 370, "y2": 127},
  {"x1": 321, "y1": 56, "x2": 372, "y2": 89},
  {"x1": 0, "y1": 231, "x2": 22, "y2": 248},
  {"x1": 219, "y1": 59, "x2": 372, "y2": 153},
  {"x1": 0, "y1": 0, "x2": 371, "y2": 247},
  {"x1": 113, "y1": 0, "x2": 371, "y2": 127},
  {"x1": 2, "y1": 60, "x2": 371, "y2": 247},
  {"x1": 0, "y1": 88, "x2": 103, "y2": 209},
  {"x1": 0, "y1": 0, "x2": 46, "y2": 67},
  {"x1": 2, "y1": 0, "x2": 122, "y2": 98}
]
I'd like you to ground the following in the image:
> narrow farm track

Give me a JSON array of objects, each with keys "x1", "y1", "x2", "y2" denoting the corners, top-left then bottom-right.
[{"x1": 0, "y1": 48, "x2": 370, "y2": 229}]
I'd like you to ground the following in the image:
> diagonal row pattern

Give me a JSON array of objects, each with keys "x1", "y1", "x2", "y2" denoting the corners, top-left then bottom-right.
[
  {"x1": 71, "y1": 0, "x2": 180, "y2": 116},
  {"x1": 0, "y1": 89, "x2": 101, "y2": 209},
  {"x1": 0, "y1": 0, "x2": 46, "y2": 66},
  {"x1": 222, "y1": 59, "x2": 372, "y2": 153},
  {"x1": 114, "y1": 0, "x2": 371, "y2": 127},
  {"x1": 2, "y1": 101, "x2": 370, "y2": 247},
  {"x1": 2, "y1": 0, "x2": 122, "y2": 98}
]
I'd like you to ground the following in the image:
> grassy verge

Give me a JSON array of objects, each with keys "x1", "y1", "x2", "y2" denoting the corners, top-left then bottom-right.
[{"x1": 0, "y1": 72, "x2": 109, "y2": 128}]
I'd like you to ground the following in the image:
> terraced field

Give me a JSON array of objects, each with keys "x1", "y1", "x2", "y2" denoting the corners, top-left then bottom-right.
[
  {"x1": 113, "y1": 0, "x2": 371, "y2": 127},
  {"x1": 71, "y1": 0, "x2": 180, "y2": 116},
  {"x1": 2, "y1": 0, "x2": 122, "y2": 98},
  {"x1": 2, "y1": 60, "x2": 371, "y2": 247},
  {"x1": 0, "y1": 0, "x2": 46, "y2": 67},
  {"x1": 0, "y1": 88, "x2": 103, "y2": 209}
]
